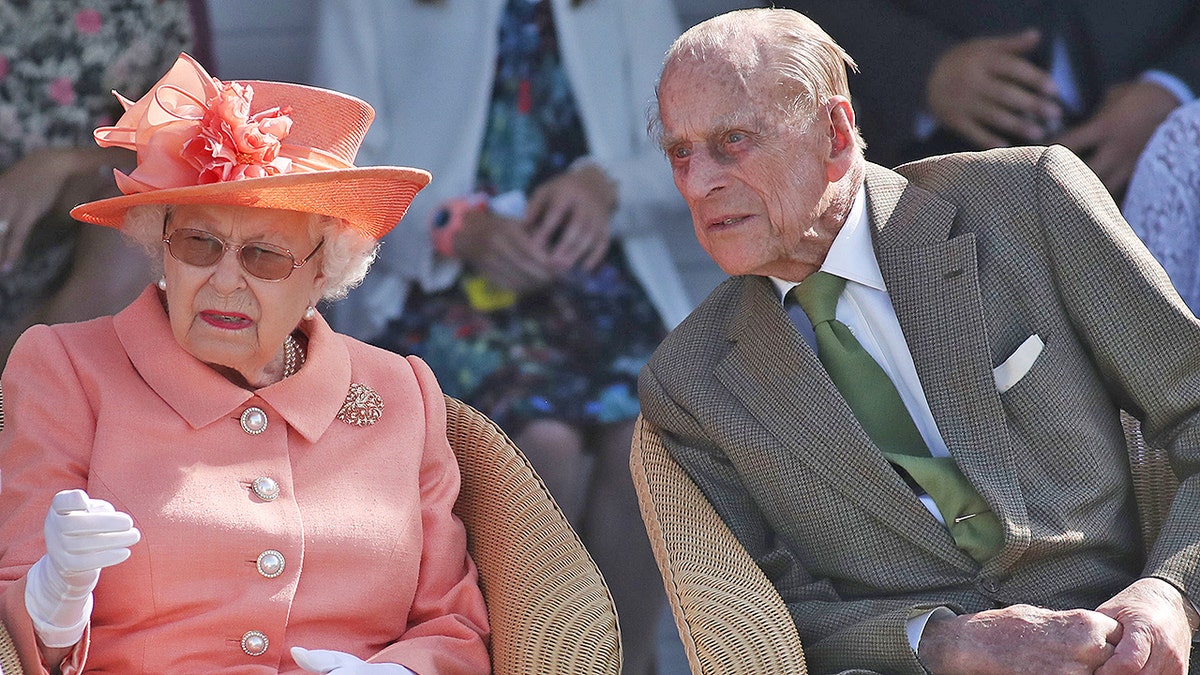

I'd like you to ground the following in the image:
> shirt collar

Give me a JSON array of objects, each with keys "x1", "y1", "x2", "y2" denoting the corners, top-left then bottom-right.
[{"x1": 770, "y1": 185, "x2": 883, "y2": 300}]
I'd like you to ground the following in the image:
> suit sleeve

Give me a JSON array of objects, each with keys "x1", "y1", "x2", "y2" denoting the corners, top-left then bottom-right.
[
  {"x1": 639, "y1": 362, "x2": 950, "y2": 675},
  {"x1": 368, "y1": 356, "x2": 490, "y2": 674},
  {"x1": 1032, "y1": 145, "x2": 1200, "y2": 599}
]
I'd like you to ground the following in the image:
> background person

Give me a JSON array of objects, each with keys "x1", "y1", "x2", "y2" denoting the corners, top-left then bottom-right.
[
  {"x1": 1122, "y1": 99, "x2": 1200, "y2": 316},
  {"x1": 776, "y1": 0, "x2": 1200, "y2": 197},
  {"x1": 0, "y1": 0, "x2": 210, "y2": 367},
  {"x1": 309, "y1": 2, "x2": 691, "y2": 670},
  {"x1": 0, "y1": 53, "x2": 489, "y2": 674}
]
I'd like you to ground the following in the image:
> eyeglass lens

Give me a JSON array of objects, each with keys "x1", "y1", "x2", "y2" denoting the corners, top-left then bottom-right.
[{"x1": 166, "y1": 229, "x2": 299, "y2": 281}]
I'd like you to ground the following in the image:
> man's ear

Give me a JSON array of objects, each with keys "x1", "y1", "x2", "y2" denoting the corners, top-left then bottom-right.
[{"x1": 824, "y1": 96, "x2": 857, "y2": 182}]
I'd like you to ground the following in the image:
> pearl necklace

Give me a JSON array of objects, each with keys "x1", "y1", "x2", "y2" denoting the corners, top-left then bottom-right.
[{"x1": 283, "y1": 334, "x2": 307, "y2": 379}]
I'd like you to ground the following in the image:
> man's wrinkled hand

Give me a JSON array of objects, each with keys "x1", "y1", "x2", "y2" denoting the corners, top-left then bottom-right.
[
  {"x1": 919, "y1": 604, "x2": 1121, "y2": 674},
  {"x1": 1094, "y1": 577, "x2": 1193, "y2": 675}
]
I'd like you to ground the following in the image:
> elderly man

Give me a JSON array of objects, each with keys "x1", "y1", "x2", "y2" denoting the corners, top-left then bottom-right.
[{"x1": 638, "y1": 8, "x2": 1200, "y2": 674}]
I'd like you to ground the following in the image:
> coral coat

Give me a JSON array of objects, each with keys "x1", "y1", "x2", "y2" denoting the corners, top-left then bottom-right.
[{"x1": 0, "y1": 286, "x2": 490, "y2": 674}]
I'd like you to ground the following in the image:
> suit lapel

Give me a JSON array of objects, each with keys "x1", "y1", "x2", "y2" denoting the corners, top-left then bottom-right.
[
  {"x1": 715, "y1": 276, "x2": 977, "y2": 570},
  {"x1": 866, "y1": 164, "x2": 1031, "y2": 571}
]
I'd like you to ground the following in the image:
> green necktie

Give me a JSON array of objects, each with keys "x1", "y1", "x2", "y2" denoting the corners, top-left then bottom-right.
[{"x1": 792, "y1": 271, "x2": 1003, "y2": 562}]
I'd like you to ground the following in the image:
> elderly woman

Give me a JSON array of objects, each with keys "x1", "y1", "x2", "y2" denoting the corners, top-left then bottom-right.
[{"x1": 0, "y1": 54, "x2": 490, "y2": 674}]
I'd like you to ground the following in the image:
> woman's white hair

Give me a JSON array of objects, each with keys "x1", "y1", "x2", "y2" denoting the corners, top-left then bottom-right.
[{"x1": 122, "y1": 203, "x2": 380, "y2": 301}]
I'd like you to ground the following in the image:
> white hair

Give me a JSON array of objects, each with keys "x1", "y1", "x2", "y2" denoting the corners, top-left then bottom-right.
[
  {"x1": 651, "y1": 7, "x2": 865, "y2": 152},
  {"x1": 121, "y1": 204, "x2": 380, "y2": 301}
]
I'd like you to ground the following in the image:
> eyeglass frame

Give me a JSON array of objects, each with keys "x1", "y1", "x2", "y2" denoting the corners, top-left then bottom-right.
[{"x1": 160, "y1": 216, "x2": 325, "y2": 282}]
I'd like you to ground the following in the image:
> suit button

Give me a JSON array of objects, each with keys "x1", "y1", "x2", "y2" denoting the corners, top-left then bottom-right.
[
  {"x1": 240, "y1": 407, "x2": 268, "y2": 435},
  {"x1": 251, "y1": 476, "x2": 280, "y2": 501},
  {"x1": 980, "y1": 578, "x2": 1000, "y2": 594},
  {"x1": 241, "y1": 630, "x2": 269, "y2": 656},
  {"x1": 257, "y1": 550, "x2": 285, "y2": 578}
]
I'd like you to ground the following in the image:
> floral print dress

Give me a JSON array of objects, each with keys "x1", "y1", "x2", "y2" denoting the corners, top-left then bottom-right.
[
  {"x1": 0, "y1": 0, "x2": 194, "y2": 337},
  {"x1": 373, "y1": 0, "x2": 666, "y2": 433}
]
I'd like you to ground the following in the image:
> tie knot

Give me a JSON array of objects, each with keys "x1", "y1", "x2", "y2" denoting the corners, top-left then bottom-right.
[{"x1": 791, "y1": 271, "x2": 846, "y2": 325}]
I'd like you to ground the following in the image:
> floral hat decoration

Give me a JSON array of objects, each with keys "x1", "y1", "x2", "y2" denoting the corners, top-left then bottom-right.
[{"x1": 70, "y1": 52, "x2": 430, "y2": 240}]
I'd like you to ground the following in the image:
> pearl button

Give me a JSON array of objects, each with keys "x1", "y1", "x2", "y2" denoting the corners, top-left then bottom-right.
[
  {"x1": 251, "y1": 476, "x2": 280, "y2": 501},
  {"x1": 257, "y1": 550, "x2": 285, "y2": 578},
  {"x1": 240, "y1": 407, "x2": 268, "y2": 435},
  {"x1": 241, "y1": 630, "x2": 268, "y2": 656}
]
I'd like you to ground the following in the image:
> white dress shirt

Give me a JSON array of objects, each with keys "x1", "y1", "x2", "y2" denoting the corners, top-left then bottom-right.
[{"x1": 771, "y1": 186, "x2": 956, "y2": 652}]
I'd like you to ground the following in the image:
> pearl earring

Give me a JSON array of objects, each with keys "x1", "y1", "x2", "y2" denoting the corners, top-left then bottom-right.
[
  {"x1": 303, "y1": 306, "x2": 316, "y2": 321},
  {"x1": 157, "y1": 276, "x2": 167, "y2": 291}
]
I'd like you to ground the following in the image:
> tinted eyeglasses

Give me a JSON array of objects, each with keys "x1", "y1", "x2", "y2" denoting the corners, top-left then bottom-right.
[{"x1": 162, "y1": 226, "x2": 325, "y2": 281}]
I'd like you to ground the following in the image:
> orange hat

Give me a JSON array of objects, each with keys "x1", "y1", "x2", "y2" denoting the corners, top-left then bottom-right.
[{"x1": 70, "y1": 53, "x2": 430, "y2": 240}]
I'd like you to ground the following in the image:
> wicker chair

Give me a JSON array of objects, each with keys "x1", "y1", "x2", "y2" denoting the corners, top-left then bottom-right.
[
  {"x1": 0, "y1": 392, "x2": 622, "y2": 674},
  {"x1": 630, "y1": 412, "x2": 1182, "y2": 675}
]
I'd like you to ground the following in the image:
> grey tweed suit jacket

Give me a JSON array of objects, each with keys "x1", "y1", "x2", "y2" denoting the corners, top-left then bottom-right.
[{"x1": 639, "y1": 145, "x2": 1200, "y2": 674}]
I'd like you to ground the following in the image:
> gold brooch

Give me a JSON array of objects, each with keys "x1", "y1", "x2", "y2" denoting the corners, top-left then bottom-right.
[{"x1": 336, "y1": 383, "x2": 384, "y2": 427}]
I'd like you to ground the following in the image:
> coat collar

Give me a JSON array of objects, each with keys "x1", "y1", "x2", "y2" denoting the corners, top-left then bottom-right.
[{"x1": 113, "y1": 286, "x2": 352, "y2": 443}]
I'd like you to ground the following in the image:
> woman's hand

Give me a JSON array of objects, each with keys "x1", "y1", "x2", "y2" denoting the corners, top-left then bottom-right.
[
  {"x1": 25, "y1": 489, "x2": 141, "y2": 649},
  {"x1": 0, "y1": 147, "x2": 129, "y2": 272},
  {"x1": 451, "y1": 162, "x2": 617, "y2": 293},
  {"x1": 452, "y1": 209, "x2": 557, "y2": 293},
  {"x1": 291, "y1": 646, "x2": 415, "y2": 674},
  {"x1": 524, "y1": 162, "x2": 617, "y2": 275}
]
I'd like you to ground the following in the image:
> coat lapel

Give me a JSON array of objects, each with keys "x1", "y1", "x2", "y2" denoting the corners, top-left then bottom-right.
[
  {"x1": 714, "y1": 276, "x2": 977, "y2": 570},
  {"x1": 866, "y1": 164, "x2": 1031, "y2": 571}
]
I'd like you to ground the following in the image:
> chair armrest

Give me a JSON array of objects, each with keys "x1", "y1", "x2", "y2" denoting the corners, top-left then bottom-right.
[
  {"x1": 0, "y1": 620, "x2": 22, "y2": 675},
  {"x1": 445, "y1": 395, "x2": 621, "y2": 674},
  {"x1": 630, "y1": 415, "x2": 808, "y2": 674}
]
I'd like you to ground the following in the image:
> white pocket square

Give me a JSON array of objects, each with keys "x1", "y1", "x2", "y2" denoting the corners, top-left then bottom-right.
[{"x1": 993, "y1": 334, "x2": 1044, "y2": 394}]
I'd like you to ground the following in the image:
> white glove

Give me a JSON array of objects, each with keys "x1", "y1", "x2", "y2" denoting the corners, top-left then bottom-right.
[
  {"x1": 25, "y1": 489, "x2": 141, "y2": 648},
  {"x1": 291, "y1": 646, "x2": 416, "y2": 674}
]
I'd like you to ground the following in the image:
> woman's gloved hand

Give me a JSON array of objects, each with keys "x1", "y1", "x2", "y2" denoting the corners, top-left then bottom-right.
[
  {"x1": 292, "y1": 646, "x2": 416, "y2": 674},
  {"x1": 24, "y1": 489, "x2": 140, "y2": 647}
]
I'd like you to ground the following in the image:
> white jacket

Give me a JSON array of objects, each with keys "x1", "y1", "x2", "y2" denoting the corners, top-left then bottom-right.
[{"x1": 311, "y1": 0, "x2": 694, "y2": 340}]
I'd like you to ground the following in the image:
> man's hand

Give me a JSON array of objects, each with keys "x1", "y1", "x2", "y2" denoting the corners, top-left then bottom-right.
[
  {"x1": 524, "y1": 163, "x2": 616, "y2": 275},
  {"x1": 918, "y1": 604, "x2": 1121, "y2": 674},
  {"x1": 926, "y1": 29, "x2": 1062, "y2": 150},
  {"x1": 1055, "y1": 80, "x2": 1180, "y2": 197},
  {"x1": 1094, "y1": 577, "x2": 1194, "y2": 674}
]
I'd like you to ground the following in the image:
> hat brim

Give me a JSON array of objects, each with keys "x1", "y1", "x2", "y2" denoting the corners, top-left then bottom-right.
[{"x1": 70, "y1": 166, "x2": 432, "y2": 240}]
